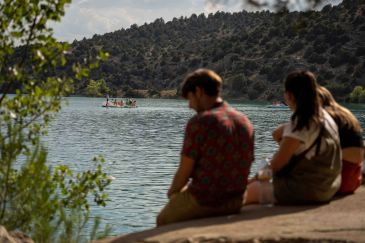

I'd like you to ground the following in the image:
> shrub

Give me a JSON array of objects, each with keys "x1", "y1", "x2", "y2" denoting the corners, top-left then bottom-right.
[
  {"x1": 304, "y1": 46, "x2": 314, "y2": 59},
  {"x1": 349, "y1": 86, "x2": 365, "y2": 103},
  {"x1": 329, "y1": 55, "x2": 345, "y2": 67},
  {"x1": 0, "y1": 1, "x2": 111, "y2": 242},
  {"x1": 307, "y1": 53, "x2": 327, "y2": 64},
  {"x1": 285, "y1": 40, "x2": 304, "y2": 54},
  {"x1": 326, "y1": 81, "x2": 349, "y2": 98},
  {"x1": 87, "y1": 79, "x2": 111, "y2": 97},
  {"x1": 356, "y1": 47, "x2": 365, "y2": 56}
]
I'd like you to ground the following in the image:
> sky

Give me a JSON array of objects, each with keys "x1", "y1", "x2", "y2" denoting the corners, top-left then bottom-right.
[
  {"x1": 52, "y1": 0, "x2": 244, "y2": 42},
  {"x1": 52, "y1": 0, "x2": 342, "y2": 42}
]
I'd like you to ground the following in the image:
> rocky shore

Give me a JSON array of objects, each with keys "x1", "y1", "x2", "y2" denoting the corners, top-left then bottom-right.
[
  {"x1": 98, "y1": 185, "x2": 365, "y2": 243},
  {"x1": 0, "y1": 226, "x2": 33, "y2": 243}
]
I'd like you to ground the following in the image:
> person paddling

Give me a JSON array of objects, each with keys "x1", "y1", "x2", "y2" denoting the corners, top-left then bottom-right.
[{"x1": 106, "y1": 94, "x2": 109, "y2": 107}]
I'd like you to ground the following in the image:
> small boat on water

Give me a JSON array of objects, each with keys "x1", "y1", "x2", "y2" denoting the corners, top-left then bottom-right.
[
  {"x1": 266, "y1": 104, "x2": 289, "y2": 109},
  {"x1": 267, "y1": 101, "x2": 289, "y2": 109},
  {"x1": 102, "y1": 102, "x2": 137, "y2": 108},
  {"x1": 102, "y1": 98, "x2": 137, "y2": 108}
]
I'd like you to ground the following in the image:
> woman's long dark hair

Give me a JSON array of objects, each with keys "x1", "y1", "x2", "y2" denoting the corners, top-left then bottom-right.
[
  {"x1": 318, "y1": 86, "x2": 362, "y2": 133},
  {"x1": 285, "y1": 70, "x2": 321, "y2": 131}
]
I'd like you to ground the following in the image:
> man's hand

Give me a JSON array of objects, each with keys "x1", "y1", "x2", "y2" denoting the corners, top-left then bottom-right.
[
  {"x1": 167, "y1": 187, "x2": 176, "y2": 198},
  {"x1": 167, "y1": 155, "x2": 195, "y2": 198}
]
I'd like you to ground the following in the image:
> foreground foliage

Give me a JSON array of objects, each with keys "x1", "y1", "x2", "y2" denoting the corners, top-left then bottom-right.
[{"x1": 0, "y1": 0, "x2": 110, "y2": 242}]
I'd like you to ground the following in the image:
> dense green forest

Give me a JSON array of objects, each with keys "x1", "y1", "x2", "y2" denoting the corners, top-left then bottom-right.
[{"x1": 61, "y1": 0, "x2": 365, "y2": 100}]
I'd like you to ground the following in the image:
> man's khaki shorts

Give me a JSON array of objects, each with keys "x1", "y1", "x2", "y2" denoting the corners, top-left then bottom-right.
[{"x1": 157, "y1": 190, "x2": 242, "y2": 226}]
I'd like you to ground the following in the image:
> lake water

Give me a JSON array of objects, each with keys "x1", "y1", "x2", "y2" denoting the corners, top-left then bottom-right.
[{"x1": 44, "y1": 97, "x2": 365, "y2": 235}]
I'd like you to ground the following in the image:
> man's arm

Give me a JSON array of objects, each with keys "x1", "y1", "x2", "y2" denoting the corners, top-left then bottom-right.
[{"x1": 167, "y1": 155, "x2": 195, "y2": 198}]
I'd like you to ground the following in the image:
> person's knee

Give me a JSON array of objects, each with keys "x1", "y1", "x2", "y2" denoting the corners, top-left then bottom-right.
[
  {"x1": 156, "y1": 203, "x2": 174, "y2": 226},
  {"x1": 243, "y1": 181, "x2": 260, "y2": 204},
  {"x1": 156, "y1": 213, "x2": 163, "y2": 226},
  {"x1": 156, "y1": 191, "x2": 199, "y2": 226},
  {"x1": 156, "y1": 212, "x2": 167, "y2": 227}
]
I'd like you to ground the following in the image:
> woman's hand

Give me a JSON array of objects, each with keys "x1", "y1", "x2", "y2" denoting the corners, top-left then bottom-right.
[{"x1": 247, "y1": 176, "x2": 257, "y2": 184}]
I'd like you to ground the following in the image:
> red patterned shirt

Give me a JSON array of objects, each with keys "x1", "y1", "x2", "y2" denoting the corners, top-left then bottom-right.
[{"x1": 182, "y1": 102, "x2": 254, "y2": 206}]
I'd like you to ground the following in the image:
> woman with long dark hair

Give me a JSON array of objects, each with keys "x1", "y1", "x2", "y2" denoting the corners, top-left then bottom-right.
[
  {"x1": 318, "y1": 86, "x2": 363, "y2": 195},
  {"x1": 244, "y1": 70, "x2": 341, "y2": 205}
]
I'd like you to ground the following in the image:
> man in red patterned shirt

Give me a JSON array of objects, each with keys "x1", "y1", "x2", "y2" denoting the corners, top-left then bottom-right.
[{"x1": 157, "y1": 69, "x2": 254, "y2": 226}]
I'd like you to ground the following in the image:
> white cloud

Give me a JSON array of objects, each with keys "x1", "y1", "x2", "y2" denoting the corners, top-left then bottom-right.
[
  {"x1": 51, "y1": 0, "x2": 244, "y2": 42},
  {"x1": 52, "y1": 2, "x2": 138, "y2": 41}
]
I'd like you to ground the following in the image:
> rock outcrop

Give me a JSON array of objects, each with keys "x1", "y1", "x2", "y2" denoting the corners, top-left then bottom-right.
[
  {"x1": 0, "y1": 226, "x2": 33, "y2": 243},
  {"x1": 98, "y1": 186, "x2": 365, "y2": 243}
]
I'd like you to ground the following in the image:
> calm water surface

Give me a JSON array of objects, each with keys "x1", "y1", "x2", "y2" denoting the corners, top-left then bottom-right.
[{"x1": 44, "y1": 97, "x2": 365, "y2": 235}]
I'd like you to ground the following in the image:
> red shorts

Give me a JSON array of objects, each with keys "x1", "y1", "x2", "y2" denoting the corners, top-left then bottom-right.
[{"x1": 337, "y1": 160, "x2": 363, "y2": 195}]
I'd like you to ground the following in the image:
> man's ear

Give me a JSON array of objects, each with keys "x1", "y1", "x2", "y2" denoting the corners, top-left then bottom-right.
[
  {"x1": 288, "y1": 92, "x2": 295, "y2": 103},
  {"x1": 195, "y1": 87, "x2": 204, "y2": 97}
]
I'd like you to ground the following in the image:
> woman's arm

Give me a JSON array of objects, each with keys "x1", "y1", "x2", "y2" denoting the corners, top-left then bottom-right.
[
  {"x1": 269, "y1": 136, "x2": 301, "y2": 172},
  {"x1": 272, "y1": 124, "x2": 287, "y2": 144},
  {"x1": 342, "y1": 147, "x2": 364, "y2": 163}
]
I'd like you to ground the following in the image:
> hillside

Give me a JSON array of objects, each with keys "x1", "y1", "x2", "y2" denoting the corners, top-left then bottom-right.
[{"x1": 67, "y1": 0, "x2": 365, "y2": 100}]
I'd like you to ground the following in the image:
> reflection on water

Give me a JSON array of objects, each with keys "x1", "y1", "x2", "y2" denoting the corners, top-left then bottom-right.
[{"x1": 44, "y1": 97, "x2": 365, "y2": 235}]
